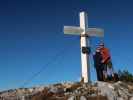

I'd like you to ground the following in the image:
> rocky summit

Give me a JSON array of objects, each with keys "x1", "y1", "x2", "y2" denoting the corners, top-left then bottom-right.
[{"x1": 0, "y1": 81, "x2": 133, "y2": 100}]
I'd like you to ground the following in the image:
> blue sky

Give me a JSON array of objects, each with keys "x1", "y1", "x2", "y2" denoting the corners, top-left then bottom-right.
[{"x1": 0, "y1": 0, "x2": 133, "y2": 90}]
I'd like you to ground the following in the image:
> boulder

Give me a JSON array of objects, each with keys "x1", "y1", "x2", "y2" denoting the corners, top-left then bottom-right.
[
  {"x1": 80, "y1": 96, "x2": 87, "y2": 100},
  {"x1": 68, "y1": 96, "x2": 75, "y2": 100},
  {"x1": 130, "y1": 97, "x2": 133, "y2": 100}
]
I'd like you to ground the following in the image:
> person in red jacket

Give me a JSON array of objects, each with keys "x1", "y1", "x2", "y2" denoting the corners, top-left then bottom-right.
[{"x1": 99, "y1": 42, "x2": 114, "y2": 81}]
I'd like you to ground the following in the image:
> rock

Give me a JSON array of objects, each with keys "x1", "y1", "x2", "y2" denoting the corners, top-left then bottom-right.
[
  {"x1": 49, "y1": 87, "x2": 58, "y2": 93},
  {"x1": 68, "y1": 96, "x2": 75, "y2": 100},
  {"x1": 128, "y1": 85, "x2": 133, "y2": 94},
  {"x1": 117, "y1": 97, "x2": 124, "y2": 100},
  {"x1": 97, "y1": 82, "x2": 116, "y2": 100},
  {"x1": 97, "y1": 81, "x2": 133, "y2": 100},
  {"x1": 130, "y1": 97, "x2": 133, "y2": 100},
  {"x1": 49, "y1": 86, "x2": 64, "y2": 94},
  {"x1": 80, "y1": 96, "x2": 87, "y2": 100}
]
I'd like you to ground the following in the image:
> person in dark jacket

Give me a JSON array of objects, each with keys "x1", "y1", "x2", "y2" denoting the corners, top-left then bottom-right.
[
  {"x1": 99, "y1": 42, "x2": 114, "y2": 81},
  {"x1": 93, "y1": 48, "x2": 104, "y2": 81}
]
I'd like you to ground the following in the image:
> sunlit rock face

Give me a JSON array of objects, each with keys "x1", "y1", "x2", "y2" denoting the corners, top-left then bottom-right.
[
  {"x1": 0, "y1": 81, "x2": 133, "y2": 100},
  {"x1": 97, "y1": 81, "x2": 133, "y2": 100}
]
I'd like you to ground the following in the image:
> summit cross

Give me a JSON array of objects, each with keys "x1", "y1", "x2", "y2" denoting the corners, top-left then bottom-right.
[{"x1": 64, "y1": 12, "x2": 104, "y2": 83}]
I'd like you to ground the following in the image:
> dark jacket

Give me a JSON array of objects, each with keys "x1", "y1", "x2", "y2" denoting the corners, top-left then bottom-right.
[{"x1": 93, "y1": 52, "x2": 103, "y2": 69}]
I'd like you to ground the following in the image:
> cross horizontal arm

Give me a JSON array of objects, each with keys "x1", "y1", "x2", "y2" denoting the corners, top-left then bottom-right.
[
  {"x1": 64, "y1": 26, "x2": 83, "y2": 35},
  {"x1": 86, "y1": 28, "x2": 104, "y2": 37}
]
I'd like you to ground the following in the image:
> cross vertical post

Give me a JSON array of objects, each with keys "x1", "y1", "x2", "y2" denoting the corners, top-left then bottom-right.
[{"x1": 80, "y1": 12, "x2": 90, "y2": 83}]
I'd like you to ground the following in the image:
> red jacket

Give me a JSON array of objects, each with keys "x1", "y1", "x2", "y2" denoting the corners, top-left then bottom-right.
[{"x1": 100, "y1": 47, "x2": 111, "y2": 63}]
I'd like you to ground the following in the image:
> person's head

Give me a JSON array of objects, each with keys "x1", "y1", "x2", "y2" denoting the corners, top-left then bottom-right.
[{"x1": 96, "y1": 47, "x2": 100, "y2": 52}]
